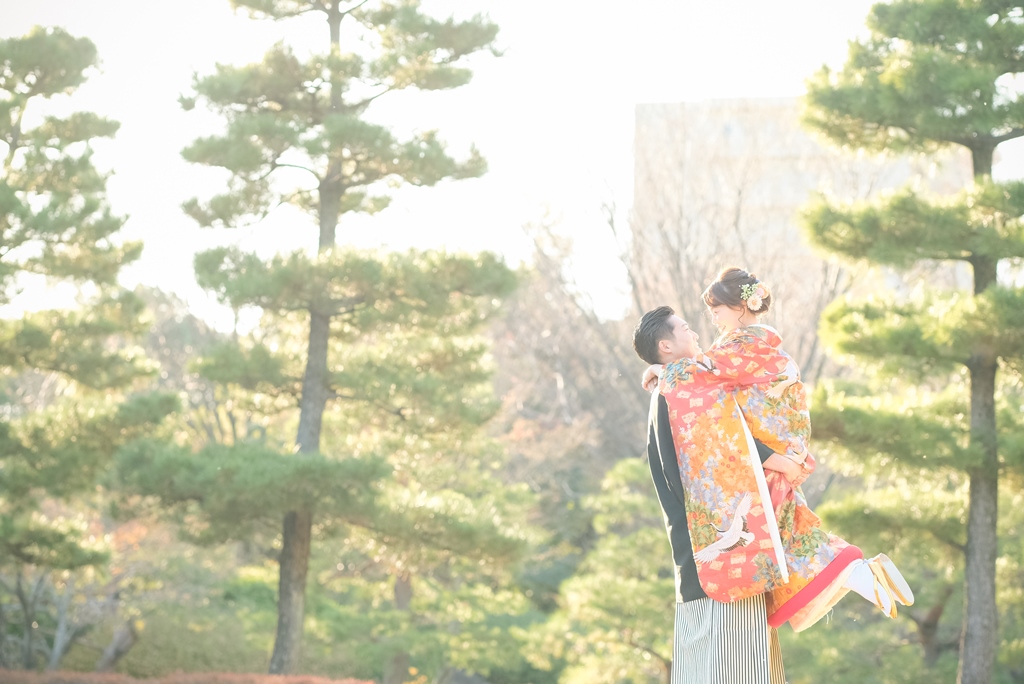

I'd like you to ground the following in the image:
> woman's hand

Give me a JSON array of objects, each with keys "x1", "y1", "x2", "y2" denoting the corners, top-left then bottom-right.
[
  {"x1": 642, "y1": 364, "x2": 663, "y2": 392},
  {"x1": 789, "y1": 467, "x2": 811, "y2": 489},
  {"x1": 764, "y1": 451, "x2": 814, "y2": 488},
  {"x1": 785, "y1": 451, "x2": 815, "y2": 488}
]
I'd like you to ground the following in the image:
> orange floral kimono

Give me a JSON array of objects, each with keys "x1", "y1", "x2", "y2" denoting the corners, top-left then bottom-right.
[{"x1": 659, "y1": 324, "x2": 862, "y2": 631}]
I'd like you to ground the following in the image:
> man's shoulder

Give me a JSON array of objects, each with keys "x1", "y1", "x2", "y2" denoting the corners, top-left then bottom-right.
[{"x1": 660, "y1": 358, "x2": 701, "y2": 394}]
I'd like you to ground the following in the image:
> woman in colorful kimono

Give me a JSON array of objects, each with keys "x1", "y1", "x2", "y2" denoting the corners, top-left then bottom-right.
[{"x1": 641, "y1": 267, "x2": 913, "y2": 632}]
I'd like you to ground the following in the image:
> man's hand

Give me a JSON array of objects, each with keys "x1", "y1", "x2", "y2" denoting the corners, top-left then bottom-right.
[{"x1": 642, "y1": 364, "x2": 663, "y2": 392}]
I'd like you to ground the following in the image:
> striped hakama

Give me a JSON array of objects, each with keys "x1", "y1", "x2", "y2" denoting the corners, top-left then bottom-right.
[{"x1": 672, "y1": 595, "x2": 786, "y2": 684}]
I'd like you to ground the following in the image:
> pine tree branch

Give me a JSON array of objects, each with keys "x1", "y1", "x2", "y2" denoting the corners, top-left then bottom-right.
[
  {"x1": 272, "y1": 189, "x2": 311, "y2": 211},
  {"x1": 234, "y1": 393, "x2": 299, "y2": 411},
  {"x1": 347, "y1": 85, "x2": 395, "y2": 112},
  {"x1": 625, "y1": 636, "x2": 670, "y2": 671},
  {"x1": 3, "y1": 104, "x2": 26, "y2": 172},
  {"x1": 932, "y1": 531, "x2": 967, "y2": 554},
  {"x1": 248, "y1": 4, "x2": 322, "y2": 19},
  {"x1": 994, "y1": 128, "x2": 1024, "y2": 144},
  {"x1": 187, "y1": 412, "x2": 218, "y2": 445},
  {"x1": 272, "y1": 162, "x2": 320, "y2": 181},
  {"x1": 340, "y1": 0, "x2": 371, "y2": 17},
  {"x1": 236, "y1": 162, "x2": 310, "y2": 226},
  {"x1": 907, "y1": 584, "x2": 953, "y2": 628},
  {"x1": 327, "y1": 390, "x2": 407, "y2": 420},
  {"x1": 944, "y1": 135, "x2": 979, "y2": 147},
  {"x1": 328, "y1": 296, "x2": 368, "y2": 317},
  {"x1": 227, "y1": 407, "x2": 240, "y2": 444},
  {"x1": 212, "y1": 390, "x2": 230, "y2": 444}
]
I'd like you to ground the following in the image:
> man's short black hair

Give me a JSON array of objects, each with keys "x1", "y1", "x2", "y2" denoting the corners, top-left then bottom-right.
[{"x1": 633, "y1": 305, "x2": 675, "y2": 365}]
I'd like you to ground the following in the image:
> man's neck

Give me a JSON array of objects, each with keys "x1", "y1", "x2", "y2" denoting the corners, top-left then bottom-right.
[{"x1": 661, "y1": 352, "x2": 700, "y2": 365}]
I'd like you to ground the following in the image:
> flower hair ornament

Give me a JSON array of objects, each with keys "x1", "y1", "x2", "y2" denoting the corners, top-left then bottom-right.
[{"x1": 740, "y1": 281, "x2": 770, "y2": 313}]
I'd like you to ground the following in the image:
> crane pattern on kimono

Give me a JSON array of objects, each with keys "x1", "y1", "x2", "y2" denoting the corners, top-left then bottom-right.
[
  {"x1": 694, "y1": 493, "x2": 754, "y2": 564},
  {"x1": 765, "y1": 355, "x2": 800, "y2": 399}
]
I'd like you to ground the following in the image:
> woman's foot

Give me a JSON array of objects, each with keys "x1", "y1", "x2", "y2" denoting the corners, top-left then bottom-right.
[
  {"x1": 868, "y1": 554, "x2": 914, "y2": 606},
  {"x1": 843, "y1": 559, "x2": 896, "y2": 618}
]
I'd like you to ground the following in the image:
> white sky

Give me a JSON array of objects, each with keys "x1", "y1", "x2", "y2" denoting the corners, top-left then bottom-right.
[{"x1": 2, "y1": 0, "x2": 894, "y2": 326}]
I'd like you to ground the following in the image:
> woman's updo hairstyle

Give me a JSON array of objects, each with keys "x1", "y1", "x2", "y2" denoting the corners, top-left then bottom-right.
[{"x1": 701, "y1": 266, "x2": 772, "y2": 315}]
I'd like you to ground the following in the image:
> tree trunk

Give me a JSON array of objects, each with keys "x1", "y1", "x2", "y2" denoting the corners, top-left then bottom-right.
[
  {"x1": 958, "y1": 217, "x2": 999, "y2": 684},
  {"x1": 268, "y1": 315, "x2": 327, "y2": 673},
  {"x1": 383, "y1": 573, "x2": 413, "y2": 684},
  {"x1": 46, "y1": 577, "x2": 77, "y2": 671},
  {"x1": 268, "y1": 509, "x2": 314, "y2": 673},
  {"x1": 268, "y1": 306, "x2": 330, "y2": 673},
  {"x1": 319, "y1": 175, "x2": 341, "y2": 249},
  {"x1": 95, "y1": 620, "x2": 137, "y2": 672},
  {"x1": 912, "y1": 585, "x2": 955, "y2": 668},
  {"x1": 18, "y1": 578, "x2": 34, "y2": 670},
  {"x1": 267, "y1": 4, "x2": 346, "y2": 673},
  {"x1": 268, "y1": 155, "x2": 340, "y2": 676},
  {"x1": 0, "y1": 602, "x2": 8, "y2": 668},
  {"x1": 15, "y1": 570, "x2": 47, "y2": 670},
  {"x1": 959, "y1": 356, "x2": 999, "y2": 684},
  {"x1": 970, "y1": 144, "x2": 994, "y2": 179}
]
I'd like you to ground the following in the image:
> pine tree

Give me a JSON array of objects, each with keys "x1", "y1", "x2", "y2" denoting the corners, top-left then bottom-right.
[
  {"x1": 173, "y1": 0, "x2": 513, "y2": 673},
  {"x1": 0, "y1": 27, "x2": 174, "y2": 668},
  {"x1": 527, "y1": 459, "x2": 675, "y2": 684},
  {"x1": 803, "y1": 3, "x2": 1024, "y2": 681}
]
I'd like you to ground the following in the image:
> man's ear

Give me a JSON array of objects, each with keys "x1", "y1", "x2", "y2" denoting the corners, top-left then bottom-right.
[{"x1": 657, "y1": 338, "x2": 671, "y2": 361}]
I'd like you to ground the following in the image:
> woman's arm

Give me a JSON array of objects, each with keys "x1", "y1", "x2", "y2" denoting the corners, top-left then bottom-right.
[
  {"x1": 763, "y1": 451, "x2": 813, "y2": 487},
  {"x1": 698, "y1": 333, "x2": 790, "y2": 387},
  {"x1": 642, "y1": 364, "x2": 662, "y2": 392}
]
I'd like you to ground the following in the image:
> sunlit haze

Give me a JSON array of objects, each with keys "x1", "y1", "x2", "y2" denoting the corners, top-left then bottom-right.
[{"x1": 4, "y1": 0, "x2": 984, "y2": 326}]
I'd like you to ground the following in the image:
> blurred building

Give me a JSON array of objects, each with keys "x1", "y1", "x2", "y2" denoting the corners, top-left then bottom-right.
[{"x1": 629, "y1": 97, "x2": 973, "y2": 379}]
